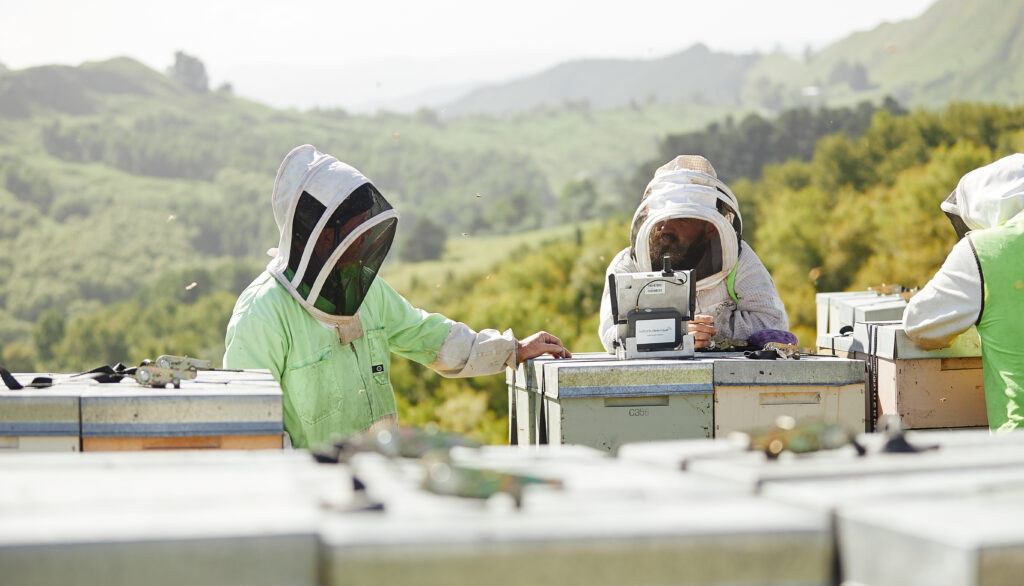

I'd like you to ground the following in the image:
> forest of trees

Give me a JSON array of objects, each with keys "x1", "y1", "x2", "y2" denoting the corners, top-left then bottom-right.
[
  {"x1": 624, "y1": 97, "x2": 907, "y2": 201},
  {"x1": 3, "y1": 100, "x2": 1022, "y2": 442}
]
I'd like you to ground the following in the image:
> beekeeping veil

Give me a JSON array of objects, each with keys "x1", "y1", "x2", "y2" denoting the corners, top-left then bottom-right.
[
  {"x1": 630, "y1": 155, "x2": 742, "y2": 290},
  {"x1": 940, "y1": 153, "x2": 1024, "y2": 240},
  {"x1": 267, "y1": 145, "x2": 398, "y2": 326}
]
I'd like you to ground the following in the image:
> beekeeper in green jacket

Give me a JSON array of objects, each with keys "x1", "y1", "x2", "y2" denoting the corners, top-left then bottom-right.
[
  {"x1": 224, "y1": 145, "x2": 571, "y2": 448},
  {"x1": 904, "y1": 153, "x2": 1024, "y2": 431}
]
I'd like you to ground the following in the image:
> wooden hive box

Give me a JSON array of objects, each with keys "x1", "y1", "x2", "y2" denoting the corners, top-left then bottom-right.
[
  {"x1": 711, "y1": 355, "x2": 867, "y2": 436},
  {"x1": 819, "y1": 322, "x2": 985, "y2": 430},
  {"x1": 79, "y1": 369, "x2": 284, "y2": 451}
]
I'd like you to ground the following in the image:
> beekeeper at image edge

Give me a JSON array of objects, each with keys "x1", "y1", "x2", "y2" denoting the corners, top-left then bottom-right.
[
  {"x1": 224, "y1": 144, "x2": 570, "y2": 448},
  {"x1": 904, "y1": 153, "x2": 1024, "y2": 431}
]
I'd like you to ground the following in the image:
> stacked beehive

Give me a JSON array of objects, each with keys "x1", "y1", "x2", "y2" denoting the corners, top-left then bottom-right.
[
  {"x1": 0, "y1": 369, "x2": 285, "y2": 452},
  {"x1": 508, "y1": 352, "x2": 866, "y2": 453}
]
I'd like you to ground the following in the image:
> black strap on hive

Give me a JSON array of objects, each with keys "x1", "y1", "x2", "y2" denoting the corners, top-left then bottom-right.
[
  {"x1": 0, "y1": 368, "x2": 52, "y2": 390},
  {"x1": 69, "y1": 363, "x2": 136, "y2": 384},
  {"x1": 1, "y1": 363, "x2": 137, "y2": 390}
]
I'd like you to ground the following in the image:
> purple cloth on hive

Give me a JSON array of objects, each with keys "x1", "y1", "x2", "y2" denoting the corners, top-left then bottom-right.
[{"x1": 748, "y1": 329, "x2": 798, "y2": 348}]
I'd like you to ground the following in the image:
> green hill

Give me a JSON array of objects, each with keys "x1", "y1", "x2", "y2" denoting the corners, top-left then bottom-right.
[
  {"x1": 439, "y1": 0, "x2": 1021, "y2": 116},
  {"x1": 793, "y1": 0, "x2": 1024, "y2": 107},
  {"x1": 446, "y1": 44, "x2": 757, "y2": 115}
]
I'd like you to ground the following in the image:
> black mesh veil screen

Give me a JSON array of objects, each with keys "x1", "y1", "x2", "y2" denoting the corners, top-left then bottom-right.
[
  {"x1": 288, "y1": 183, "x2": 395, "y2": 316},
  {"x1": 288, "y1": 192, "x2": 326, "y2": 275},
  {"x1": 314, "y1": 218, "x2": 396, "y2": 315}
]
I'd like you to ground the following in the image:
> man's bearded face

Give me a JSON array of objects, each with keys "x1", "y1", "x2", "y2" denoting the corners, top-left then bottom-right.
[{"x1": 649, "y1": 218, "x2": 716, "y2": 271}]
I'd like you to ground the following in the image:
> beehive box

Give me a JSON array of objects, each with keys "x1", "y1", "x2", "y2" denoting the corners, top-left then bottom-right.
[
  {"x1": 816, "y1": 291, "x2": 908, "y2": 336},
  {"x1": 818, "y1": 322, "x2": 986, "y2": 430},
  {"x1": 512, "y1": 353, "x2": 868, "y2": 451},
  {"x1": 511, "y1": 353, "x2": 715, "y2": 453},
  {"x1": 837, "y1": 492, "x2": 1024, "y2": 586},
  {"x1": 319, "y1": 490, "x2": 831, "y2": 586},
  {"x1": 79, "y1": 369, "x2": 284, "y2": 451},
  {"x1": 0, "y1": 374, "x2": 81, "y2": 452},
  {"x1": 445, "y1": 444, "x2": 750, "y2": 508},
  {"x1": 507, "y1": 354, "x2": 564, "y2": 445},
  {"x1": 711, "y1": 355, "x2": 867, "y2": 435},
  {"x1": 0, "y1": 450, "x2": 333, "y2": 586},
  {"x1": 816, "y1": 291, "x2": 883, "y2": 335},
  {"x1": 757, "y1": 429, "x2": 1024, "y2": 504},
  {"x1": 0, "y1": 449, "x2": 353, "y2": 508},
  {"x1": 685, "y1": 437, "x2": 1024, "y2": 493},
  {"x1": 616, "y1": 437, "x2": 751, "y2": 471},
  {"x1": 830, "y1": 294, "x2": 907, "y2": 334},
  {"x1": 854, "y1": 298, "x2": 909, "y2": 326}
]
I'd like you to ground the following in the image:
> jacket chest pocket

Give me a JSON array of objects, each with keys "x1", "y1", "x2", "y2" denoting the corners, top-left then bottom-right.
[
  {"x1": 365, "y1": 327, "x2": 391, "y2": 387},
  {"x1": 284, "y1": 345, "x2": 343, "y2": 425}
]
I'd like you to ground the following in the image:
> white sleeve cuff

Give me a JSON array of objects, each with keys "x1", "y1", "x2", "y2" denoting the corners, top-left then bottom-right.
[{"x1": 429, "y1": 322, "x2": 517, "y2": 378}]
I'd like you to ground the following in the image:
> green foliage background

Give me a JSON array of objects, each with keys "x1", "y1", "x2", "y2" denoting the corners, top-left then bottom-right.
[{"x1": 2, "y1": 56, "x2": 1024, "y2": 444}]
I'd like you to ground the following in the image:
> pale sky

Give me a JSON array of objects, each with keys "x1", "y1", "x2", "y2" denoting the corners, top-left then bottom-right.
[{"x1": 1, "y1": 0, "x2": 937, "y2": 112}]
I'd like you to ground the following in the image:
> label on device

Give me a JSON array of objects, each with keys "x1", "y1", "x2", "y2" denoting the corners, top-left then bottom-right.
[
  {"x1": 635, "y1": 318, "x2": 677, "y2": 345},
  {"x1": 644, "y1": 282, "x2": 666, "y2": 295}
]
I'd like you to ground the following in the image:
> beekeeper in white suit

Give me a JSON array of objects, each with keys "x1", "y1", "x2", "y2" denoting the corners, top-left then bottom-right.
[
  {"x1": 224, "y1": 144, "x2": 570, "y2": 448},
  {"x1": 903, "y1": 153, "x2": 1024, "y2": 431},
  {"x1": 599, "y1": 155, "x2": 788, "y2": 351}
]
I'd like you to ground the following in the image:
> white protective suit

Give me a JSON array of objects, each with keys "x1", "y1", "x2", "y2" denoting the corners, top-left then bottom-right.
[
  {"x1": 903, "y1": 153, "x2": 1024, "y2": 349},
  {"x1": 599, "y1": 155, "x2": 788, "y2": 352}
]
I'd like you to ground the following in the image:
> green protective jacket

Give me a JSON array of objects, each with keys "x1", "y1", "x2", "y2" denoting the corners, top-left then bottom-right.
[
  {"x1": 223, "y1": 271, "x2": 453, "y2": 448},
  {"x1": 970, "y1": 214, "x2": 1024, "y2": 430}
]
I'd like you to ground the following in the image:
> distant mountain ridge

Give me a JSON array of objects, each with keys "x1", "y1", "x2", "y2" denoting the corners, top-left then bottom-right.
[
  {"x1": 445, "y1": 44, "x2": 757, "y2": 115},
  {"x1": 439, "y1": 0, "x2": 1022, "y2": 116}
]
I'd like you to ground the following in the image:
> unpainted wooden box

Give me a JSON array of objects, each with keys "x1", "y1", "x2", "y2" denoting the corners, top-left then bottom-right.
[
  {"x1": 818, "y1": 323, "x2": 986, "y2": 429},
  {"x1": 712, "y1": 356, "x2": 867, "y2": 435}
]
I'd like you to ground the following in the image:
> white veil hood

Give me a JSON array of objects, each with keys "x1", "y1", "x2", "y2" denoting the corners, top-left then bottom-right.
[
  {"x1": 941, "y1": 153, "x2": 1024, "y2": 233},
  {"x1": 630, "y1": 155, "x2": 743, "y2": 290},
  {"x1": 266, "y1": 144, "x2": 399, "y2": 325}
]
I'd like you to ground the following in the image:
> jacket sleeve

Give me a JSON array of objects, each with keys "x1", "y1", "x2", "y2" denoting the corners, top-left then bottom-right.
[
  {"x1": 903, "y1": 238, "x2": 982, "y2": 350},
  {"x1": 374, "y1": 279, "x2": 517, "y2": 377},
  {"x1": 724, "y1": 243, "x2": 790, "y2": 340},
  {"x1": 429, "y1": 323, "x2": 518, "y2": 377},
  {"x1": 598, "y1": 249, "x2": 636, "y2": 353}
]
